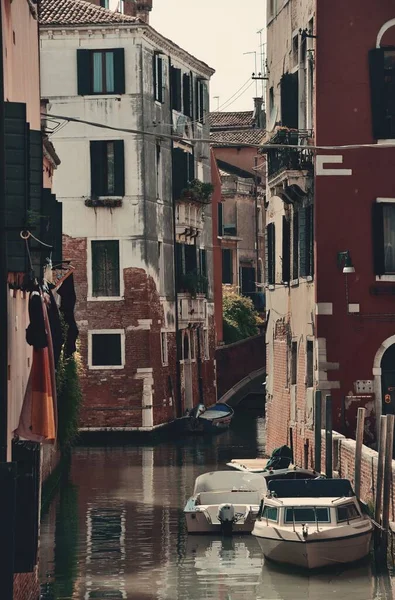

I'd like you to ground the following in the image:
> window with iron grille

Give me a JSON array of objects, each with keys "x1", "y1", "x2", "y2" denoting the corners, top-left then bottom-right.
[{"x1": 91, "y1": 240, "x2": 120, "y2": 297}]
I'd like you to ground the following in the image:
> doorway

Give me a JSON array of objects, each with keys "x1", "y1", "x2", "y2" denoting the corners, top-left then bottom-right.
[{"x1": 381, "y1": 344, "x2": 395, "y2": 415}]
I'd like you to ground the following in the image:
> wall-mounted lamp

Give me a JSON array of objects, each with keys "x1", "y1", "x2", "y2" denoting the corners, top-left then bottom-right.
[{"x1": 337, "y1": 251, "x2": 355, "y2": 274}]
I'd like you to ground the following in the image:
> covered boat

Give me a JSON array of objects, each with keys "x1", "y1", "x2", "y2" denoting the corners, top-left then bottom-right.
[
  {"x1": 252, "y1": 478, "x2": 373, "y2": 569},
  {"x1": 182, "y1": 403, "x2": 234, "y2": 434},
  {"x1": 184, "y1": 470, "x2": 267, "y2": 535}
]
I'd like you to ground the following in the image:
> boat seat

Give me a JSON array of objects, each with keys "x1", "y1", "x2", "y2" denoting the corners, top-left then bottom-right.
[{"x1": 198, "y1": 491, "x2": 261, "y2": 505}]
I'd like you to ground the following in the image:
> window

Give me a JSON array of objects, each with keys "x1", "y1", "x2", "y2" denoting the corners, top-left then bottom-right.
[
  {"x1": 100, "y1": 0, "x2": 109, "y2": 7},
  {"x1": 218, "y1": 202, "x2": 224, "y2": 236},
  {"x1": 170, "y1": 66, "x2": 182, "y2": 111},
  {"x1": 172, "y1": 147, "x2": 194, "y2": 200},
  {"x1": 156, "y1": 142, "x2": 163, "y2": 200},
  {"x1": 266, "y1": 222, "x2": 275, "y2": 285},
  {"x1": 336, "y1": 503, "x2": 360, "y2": 523},
  {"x1": 223, "y1": 201, "x2": 237, "y2": 236},
  {"x1": 292, "y1": 34, "x2": 299, "y2": 69},
  {"x1": 373, "y1": 201, "x2": 395, "y2": 275},
  {"x1": 90, "y1": 140, "x2": 125, "y2": 197},
  {"x1": 161, "y1": 331, "x2": 168, "y2": 366},
  {"x1": 291, "y1": 341, "x2": 297, "y2": 385},
  {"x1": 153, "y1": 52, "x2": 164, "y2": 103},
  {"x1": 299, "y1": 205, "x2": 314, "y2": 278},
  {"x1": 91, "y1": 240, "x2": 120, "y2": 297},
  {"x1": 369, "y1": 48, "x2": 395, "y2": 139},
  {"x1": 282, "y1": 216, "x2": 291, "y2": 283},
  {"x1": 292, "y1": 210, "x2": 299, "y2": 280},
  {"x1": 77, "y1": 49, "x2": 125, "y2": 96},
  {"x1": 285, "y1": 507, "x2": 330, "y2": 523},
  {"x1": 306, "y1": 339, "x2": 314, "y2": 388},
  {"x1": 195, "y1": 79, "x2": 207, "y2": 124},
  {"x1": 281, "y1": 72, "x2": 299, "y2": 129},
  {"x1": 89, "y1": 330, "x2": 125, "y2": 369},
  {"x1": 183, "y1": 72, "x2": 192, "y2": 117},
  {"x1": 262, "y1": 506, "x2": 278, "y2": 522},
  {"x1": 222, "y1": 248, "x2": 233, "y2": 284}
]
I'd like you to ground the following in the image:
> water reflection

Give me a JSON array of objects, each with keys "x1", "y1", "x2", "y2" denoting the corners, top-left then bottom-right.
[{"x1": 39, "y1": 411, "x2": 390, "y2": 600}]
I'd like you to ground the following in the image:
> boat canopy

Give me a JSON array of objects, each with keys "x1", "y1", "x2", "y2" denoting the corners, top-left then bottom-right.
[
  {"x1": 193, "y1": 471, "x2": 267, "y2": 495},
  {"x1": 268, "y1": 478, "x2": 354, "y2": 499}
]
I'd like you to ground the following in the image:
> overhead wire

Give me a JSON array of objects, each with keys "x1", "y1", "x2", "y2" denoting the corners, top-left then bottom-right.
[
  {"x1": 213, "y1": 78, "x2": 254, "y2": 112},
  {"x1": 216, "y1": 81, "x2": 255, "y2": 112}
]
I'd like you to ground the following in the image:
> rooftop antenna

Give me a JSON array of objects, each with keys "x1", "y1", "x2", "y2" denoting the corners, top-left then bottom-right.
[
  {"x1": 257, "y1": 28, "x2": 266, "y2": 103},
  {"x1": 243, "y1": 51, "x2": 258, "y2": 97}
]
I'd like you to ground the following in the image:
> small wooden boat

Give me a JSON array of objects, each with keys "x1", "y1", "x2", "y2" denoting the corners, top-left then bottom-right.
[
  {"x1": 181, "y1": 403, "x2": 234, "y2": 434},
  {"x1": 252, "y1": 478, "x2": 373, "y2": 569},
  {"x1": 184, "y1": 471, "x2": 267, "y2": 535}
]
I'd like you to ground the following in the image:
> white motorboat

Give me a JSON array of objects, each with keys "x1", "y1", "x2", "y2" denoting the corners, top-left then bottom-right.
[
  {"x1": 184, "y1": 471, "x2": 267, "y2": 535},
  {"x1": 252, "y1": 478, "x2": 373, "y2": 569},
  {"x1": 227, "y1": 458, "x2": 321, "y2": 481}
]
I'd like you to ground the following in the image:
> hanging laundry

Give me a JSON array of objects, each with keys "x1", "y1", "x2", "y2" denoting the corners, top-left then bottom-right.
[
  {"x1": 26, "y1": 291, "x2": 47, "y2": 349},
  {"x1": 57, "y1": 273, "x2": 79, "y2": 357},
  {"x1": 46, "y1": 289, "x2": 63, "y2": 368}
]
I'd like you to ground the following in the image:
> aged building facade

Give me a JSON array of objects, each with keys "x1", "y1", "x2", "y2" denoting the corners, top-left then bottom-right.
[
  {"x1": 40, "y1": 0, "x2": 216, "y2": 431},
  {"x1": 265, "y1": 0, "x2": 395, "y2": 465}
]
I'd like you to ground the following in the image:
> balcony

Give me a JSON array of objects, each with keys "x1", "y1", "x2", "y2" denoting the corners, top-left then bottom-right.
[
  {"x1": 178, "y1": 293, "x2": 207, "y2": 325},
  {"x1": 266, "y1": 129, "x2": 313, "y2": 181},
  {"x1": 177, "y1": 271, "x2": 208, "y2": 297}
]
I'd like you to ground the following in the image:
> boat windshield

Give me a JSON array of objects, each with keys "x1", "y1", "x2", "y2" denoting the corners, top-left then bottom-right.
[{"x1": 284, "y1": 507, "x2": 330, "y2": 523}]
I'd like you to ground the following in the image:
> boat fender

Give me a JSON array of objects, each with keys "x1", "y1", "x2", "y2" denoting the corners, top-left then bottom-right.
[{"x1": 302, "y1": 524, "x2": 309, "y2": 539}]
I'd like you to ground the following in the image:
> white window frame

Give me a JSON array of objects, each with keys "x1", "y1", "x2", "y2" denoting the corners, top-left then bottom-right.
[
  {"x1": 161, "y1": 330, "x2": 168, "y2": 366},
  {"x1": 87, "y1": 237, "x2": 124, "y2": 302},
  {"x1": 88, "y1": 329, "x2": 125, "y2": 370}
]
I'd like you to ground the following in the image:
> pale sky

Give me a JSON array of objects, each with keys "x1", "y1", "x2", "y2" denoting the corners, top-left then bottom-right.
[{"x1": 151, "y1": 0, "x2": 267, "y2": 113}]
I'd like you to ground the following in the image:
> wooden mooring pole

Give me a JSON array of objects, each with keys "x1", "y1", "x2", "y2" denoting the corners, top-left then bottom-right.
[
  {"x1": 325, "y1": 395, "x2": 333, "y2": 478},
  {"x1": 354, "y1": 407, "x2": 366, "y2": 499},
  {"x1": 380, "y1": 414, "x2": 395, "y2": 560},
  {"x1": 314, "y1": 390, "x2": 322, "y2": 473},
  {"x1": 375, "y1": 415, "x2": 387, "y2": 548}
]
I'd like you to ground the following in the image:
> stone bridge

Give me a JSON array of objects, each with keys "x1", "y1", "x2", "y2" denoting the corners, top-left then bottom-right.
[{"x1": 215, "y1": 334, "x2": 266, "y2": 407}]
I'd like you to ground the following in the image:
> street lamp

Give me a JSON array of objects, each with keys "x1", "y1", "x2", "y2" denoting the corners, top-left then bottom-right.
[{"x1": 337, "y1": 250, "x2": 355, "y2": 274}]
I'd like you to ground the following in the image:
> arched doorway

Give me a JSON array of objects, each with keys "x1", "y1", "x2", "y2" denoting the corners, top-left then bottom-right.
[{"x1": 381, "y1": 344, "x2": 395, "y2": 415}]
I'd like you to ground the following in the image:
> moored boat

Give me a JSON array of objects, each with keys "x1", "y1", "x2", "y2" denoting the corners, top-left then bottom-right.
[
  {"x1": 184, "y1": 470, "x2": 267, "y2": 535},
  {"x1": 252, "y1": 478, "x2": 373, "y2": 569},
  {"x1": 180, "y1": 402, "x2": 234, "y2": 434}
]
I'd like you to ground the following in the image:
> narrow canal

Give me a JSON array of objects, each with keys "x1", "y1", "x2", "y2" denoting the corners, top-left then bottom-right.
[{"x1": 39, "y1": 408, "x2": 394, "y2": 600}]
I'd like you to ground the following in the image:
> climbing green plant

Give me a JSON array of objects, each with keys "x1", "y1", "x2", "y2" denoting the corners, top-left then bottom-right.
[
  {"x1": 56, "y1": 344, "x2": 83, "y2": 454},
  {"x1": 222, "y1": 286, "x2": 263, "y2": 345}
]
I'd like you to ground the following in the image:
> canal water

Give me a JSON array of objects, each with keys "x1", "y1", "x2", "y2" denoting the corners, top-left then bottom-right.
[{"x1": 39, "y1": 408, "x2": 394, "y2": 600}]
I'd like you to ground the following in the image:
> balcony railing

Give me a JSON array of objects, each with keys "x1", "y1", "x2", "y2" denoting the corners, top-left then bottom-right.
[
  {"x1": 177, "y1": 271, "x2": 208, "y2": 297},
  {"x1": 266, "y1": 130, "x2": 313, "y2": 180}
]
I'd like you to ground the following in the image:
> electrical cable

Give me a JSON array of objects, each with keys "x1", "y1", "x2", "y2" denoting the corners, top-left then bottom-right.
[
  {"x1": 213, "y1": 78, "x2": 253, "y2": 112},
  {"x1": 216, "y1": 81, "x2": 255, "y2": 112}
]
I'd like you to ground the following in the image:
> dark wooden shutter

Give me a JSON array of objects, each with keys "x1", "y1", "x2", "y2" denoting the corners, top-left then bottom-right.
[
  {"x1": 202, "y1": 82, "x2": 209, "y2": 124},
  {"x1": 183, "y1": 72, "x2": 191, "y2": 117},
  {"x1": 90, "y1": 141, "x2": 105, "y2": 196},
  {"x1": 267, "y1": 222, "x2": 275, "y2": 285},
  {"x1": 157, "y1": 56, "x2": 163, "y2": 103},
  {"x1": 281, "y1": 72, "x2": 299, "y2": 129},
  {"x1": 0, "y1": 463, "x2": 16, "y2": 593},
  {"x1": 194, "y1": 77, "x2": 199, "y2": 123},
  {"x1": 307, "y1": 204, "x2": 314, "y2": 277},
  {"x1": 114, "y1": 140, "x2": 125, "y2": 196},
  {"x1": 222, "y1": 248, "x2": 233, "y2": 284},
  {"x1": 282, "y1": 216, "x2": 291, "y2": 283},
  {"x1": 77, "y1": 49, "x2": 91, "y2": 95},
  {"x1": 170, "y1": 67, "x2": 182, "y2": 111},
  {"x1": 52, "y1": 196, "x2": 63, "y2": 264},
  {"x1": 113, "y1": 48, "x2": 125, "y2": 95},
  {"x1": 153, "y1": 53, "x2": 157, "y2": 100},
  {"x1": 176, "y1": 242, "x2": 185, "y2": 280},
  {"x1": 199, "y1": 248, "x2": 207, "y2": 276},
  {"x1": 12, "y1": 441, "x2": 40, "y2": 573},
  {"x1": 292, "y1": 210, "x2": 299, "y2": 280},
  {"x1": 299, "y1": 206, "x2": 307, "y2": 277},
  {"x1": 218, "y1": 202, "x2": 223, "y2": 236},
  {"x1": 187, "y1": 151, "x2": 195, "y2": 182},
  {"x1": 172, "y1": 147, "x2": 188, "y2": 200},
  {"x1": 369, "y1": 48, "x2": 387, "y2": 140},
  {"x1": 5, "y1": 102, "x2": 29, "y2": 272},
  {"x1": 372, "y1": 202, "x2": 385, "y2": 275},
  {"x1": 29, "y1": 130, "x2": 44, "y2": 274}
]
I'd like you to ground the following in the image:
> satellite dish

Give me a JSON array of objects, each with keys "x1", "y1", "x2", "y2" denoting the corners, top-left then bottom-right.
[{"x1": 266, "y1": 105, "x2": 278, "y2": 133}]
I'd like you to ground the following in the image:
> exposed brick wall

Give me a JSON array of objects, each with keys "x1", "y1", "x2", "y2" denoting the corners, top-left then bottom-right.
[
  {"x1": 215, "y1": 333, "x2": 266, "y2": 399},
  {"x1": 13, "y1": 570, "x2": 39, "y2": 600}
]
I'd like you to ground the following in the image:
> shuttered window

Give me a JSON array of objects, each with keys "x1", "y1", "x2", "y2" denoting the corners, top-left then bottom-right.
[
  {"x1": 183, "y1": 72, "x2": 192, "y2": 117},
  {"x1": 172, "y1": 147, "x2": 194, "y2": 200},
  {"x1": 280, "y1": 72, "x2": 299, "y2": 129},
  {"x1": 153, "y1": 52, "x2": 164, "y2": 103},
  {"x1": 185, "y1": 243, "x2": 197, "y2": 273},
  {"x1": 91, "y1": 333, "x2": 123, "y2": 367},
  {"x1": 77, "y1": 48, "x2": 125, "y2": 96},
  {"x1": 170, "y1": 66, "x2": 182, "y2": 111},
  {"x1": 299, "y1": 206, "x2": 307, "y2": 277},
  {"x1": 41, "y1": 189, "x2": 63, "y2": 265},
  {"x1": 29, "y1": 130, "x2": 44, "y2": 275},
  {"x1": 90, "y1": 140, "x2": 124, "y2": 197},
  {"x1": 199, "y1": 248, "x2": 207, "y2": 277},
  {"x1": 195, "y1": 79, "x2": 207, "y2": 124},
  {"x1": 91, "y1": 240, "x2": 120, "y2": 297},
  {"x1": 369, "y1": 48, "x2": 395, "y2": 139},
  {"x1": 372, "y1": 202, "x2": 395, "y2": 275},
  {"x1": 306, "y1": 340, "x2": 314, "y2": 388},
  {"x1": 292, "y1": 210, "x2": 299, "y2": 280},
  {"x1": 267, "y1": 222, "x2": 275, "y2": 285},
  {"x1": 282, "y1": 216, "x2": 291, "y2": 283},
  {"x1": 222, "y1": 248, "x2": 233, "y2": 284}
]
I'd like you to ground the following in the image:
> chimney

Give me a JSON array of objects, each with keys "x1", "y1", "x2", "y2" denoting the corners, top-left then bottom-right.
[
  {"x1": 253, "y1": 97, "x2": 266, "y2": 129},
  {"x1": 123, "y1": 0, "x2": 137, "y2": 17},
  {"x1": 135, "y1": 0, "x2": 153, "y2": 23}
]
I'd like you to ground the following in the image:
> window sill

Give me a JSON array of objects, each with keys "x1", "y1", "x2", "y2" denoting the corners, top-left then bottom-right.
[
  {"x1": 88, "y1": 296, "x2": 124, "y2": 302},
  {"x1": 268, "y1": 284, "x2": 275, "y2": 291},
  {"x1": 377, "y1": 139, "x2": 395, "y2": 145},
  {"x1": 306, "y1": 275, "x2": 313, "y2": 282},
  {"x1": 376, "y1": 275, "x2": 395, "y2": 282},
  {"x1": 89, "y1": 365, "x2": 125, "y2": 370},
  {"x1": 290, "y1": 278, "x2": 299, "y2": 287},
  {"x1": 82, "y1": 94, "x2": 122, "y2": 100}
]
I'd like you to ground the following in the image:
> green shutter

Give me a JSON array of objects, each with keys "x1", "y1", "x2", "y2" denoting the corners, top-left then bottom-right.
[
  {"x1": 170, "y1": 66, "x2": 182, "y2": 111},
  {"x1": 372, "y1": 202, "x2": 385, "y2": 275},
  {"x1": 222, "y1": 248, "x2": 233, "y2": 284},
  {"x1": 158, "y1": 57, "x2": 163, "y2": 103},
  {"x1": 187, "y1": 151, "x2": 195, "y2": 182},
  {"x1": 292, "y1": 210, "x2": 299, "y2": 279},
  {"x1": 113, "y1": 48, "x2": 125, "y2": 95},
  {"x1": 90, "y1": 141, "x2": 105, "y2": 196},
  {"x1": 77, "y1": 49, "x2": 91, "y2": 95},
  {"x1": 183, "y1": 73, "x2": 191, "y2": 117},
  {"x1": 299, "y1": 206, "x2": 307, "y2": 277},
  {"x1": 29, "y1": 130, "x2": 43, "y2": 274},
  {"x1": 267, "y1": 223, "x2": 275, "y2": 285},
  {"x1": 52, "y1": 196, "x2": 63, "y2": 264},
  {"x1": 199, "y1": 248, "x2": 207, "y2": 277},
  {"x1": 281, "y1": 72, "x2": 299, "y2": 129},
  {"x1": 114, "y1": 140, "x2": 125, "y2": 196},
  {"x1": 153, "y1": 53, "x2": 157, "y2": 100},
  {"x1": 369, "y1": 48, "x2": 387, "y2": 140},
  {"x1": 172, "y1": 147, "x2": 188, "y2": 200},
  {"x1": 5, "y1": 102, "x2": 29, "y2": 272},
  {"x1": 282, "y1": 216, "x2": 291, "y2": 283},
  {"x1": 218, "y1": 202, "x2": 223, "y2": 236}
]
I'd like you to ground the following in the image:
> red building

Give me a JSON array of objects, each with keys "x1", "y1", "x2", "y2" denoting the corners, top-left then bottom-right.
[{"x1": 264, "y1": 0, "x2": 395, "y2": 462}]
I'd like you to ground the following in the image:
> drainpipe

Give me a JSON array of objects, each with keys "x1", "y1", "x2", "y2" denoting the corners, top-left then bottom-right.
[
  {"x1": 254, "y1": 155, "x2": 260, "y2": 299},
  {"x1": 0, "y1": 0, "x2": 8, "y2": 464}
]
